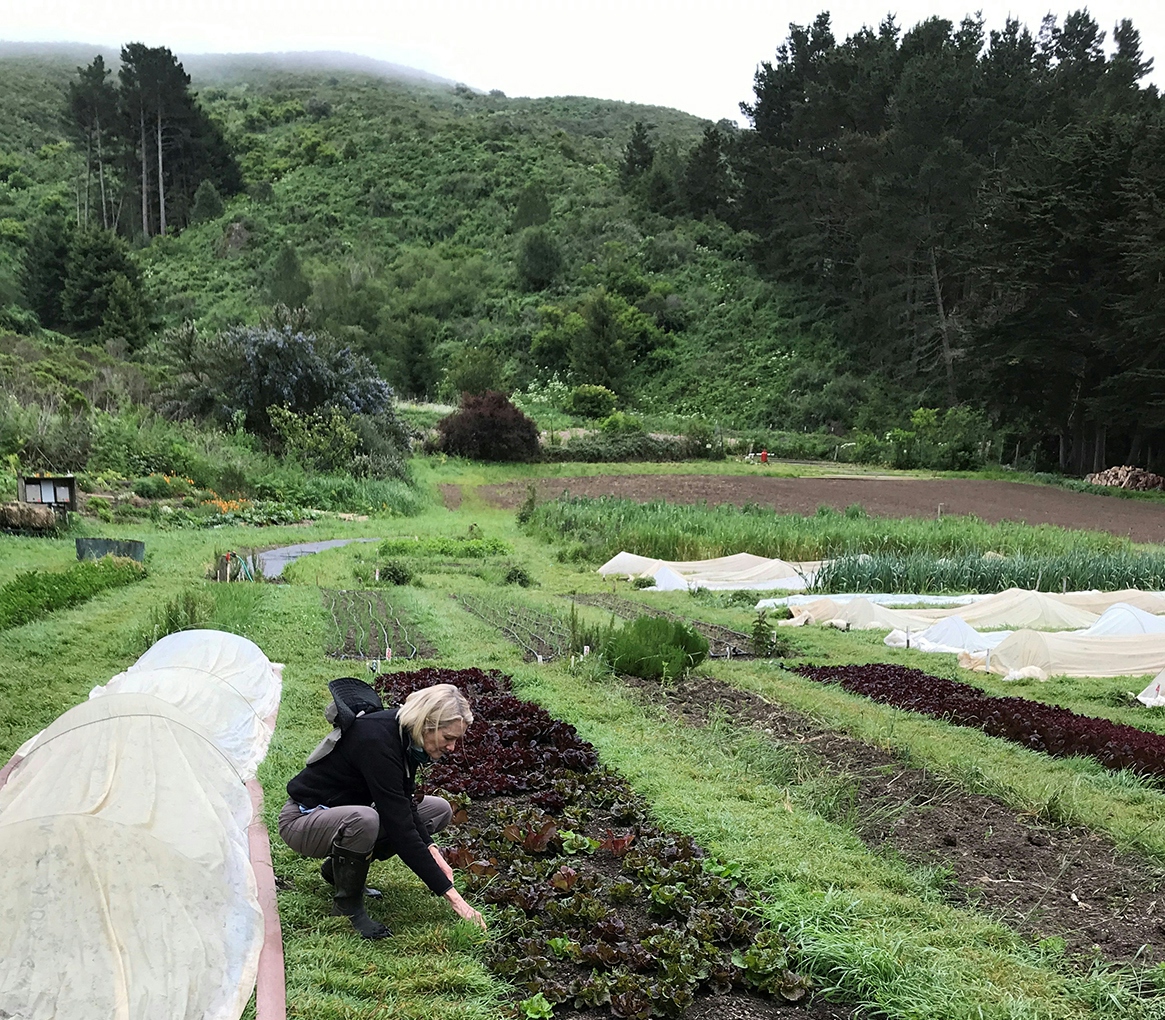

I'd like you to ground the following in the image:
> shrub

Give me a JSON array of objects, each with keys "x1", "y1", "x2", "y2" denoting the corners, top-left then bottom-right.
[
  {"x1": 437, "y1": 391, "x2": 540, "y2": 462},
  {"x1": 568, "y1": 384, "x2": 617, "y2": 419},
  {"x1": 504, "y1": 564, "x2": 533, "y2": 587},
  {"x1": 605, "y1": 616, "x2": 709, "y2": 680},
  {"x1": 600, "y1": 411, "x2": 644, "y2": 434},
  {"x1": 379, "y1": 560, "x2": 414, "y2": 585}
]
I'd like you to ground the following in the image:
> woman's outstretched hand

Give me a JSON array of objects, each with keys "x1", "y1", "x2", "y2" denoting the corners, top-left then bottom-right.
[{"x1": 444, "y1": 887, "x2": 487, "y2": 930}]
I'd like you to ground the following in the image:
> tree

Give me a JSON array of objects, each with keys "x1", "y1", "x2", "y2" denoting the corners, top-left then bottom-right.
[
  {"x1": 117, "y1": 43, "x2": 242, "y2": 237},
  {"x1": 98, "y1": 272, "x2": 151, "y2": 350},
  {"x1": 512, "y1": 183, "x2": 551, "y2": 229},
  {"x1": 437, "y1": 391, "x2": 540, "y2": 461},
  {"x1": 59, "y1": 229, "x2": 144, "y2": 335},
  {"x1": 189, "y1": 180, "x2": 224, "y2": 222},
  {"x1": 267, "y1": 243, "x2": 311, "y2": 308},
  {"x1": 621, "y1": 122, "x2": 655, "y2": 185},
  {"x1": 516, "y1": 228, "x2": 562, "y2": 290},
  {"x1": 21, "y1": 213, "x2": 73, "y2": 330},
  {"x1": 571, "y1": 290, "x2": 627, "y2": 392},
  {"x1": 682, "y1": 127, "x2": 732, "y2": 218},
  {"x1": 67, "y1": 56, "x2": 118, "y2": 229},
  {"x1": 159, "y1": 318, "x2": 393, "y2": 435}
]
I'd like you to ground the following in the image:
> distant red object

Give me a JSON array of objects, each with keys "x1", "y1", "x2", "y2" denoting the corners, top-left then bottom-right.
[{"x1": 760, "y1": 450, "x2": 768, "y2": 464}]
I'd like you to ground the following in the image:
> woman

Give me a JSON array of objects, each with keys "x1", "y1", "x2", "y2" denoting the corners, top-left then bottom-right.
[{"x1": 279, "y1": 682, "x2": 485, "y2": 939}]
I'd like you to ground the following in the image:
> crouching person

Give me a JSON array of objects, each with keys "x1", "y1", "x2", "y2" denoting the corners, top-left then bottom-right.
[{"x1": 279, "y1": 679, "x2": 486, "y2": 939}]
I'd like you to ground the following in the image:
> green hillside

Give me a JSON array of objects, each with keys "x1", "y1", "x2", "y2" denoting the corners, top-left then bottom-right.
[
  {"x1": 2, "y1": 11, "x2": 1164, "y2": 477},
  {"x1": 0, "y1": 45, "x2": 819, "y2": 436}
]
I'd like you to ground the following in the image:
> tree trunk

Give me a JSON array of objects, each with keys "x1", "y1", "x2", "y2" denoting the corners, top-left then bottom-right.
[
  {"x1": 928, "y1": 246, "x2": 957, "y2": 404},
  {"x1": 1092, "y1": 425, "x2": 1106, "y2": 473},
  {"x1": 155, "y1": 108, "x2": 166, "y2": 237},
  {"x1": 83, "y1": 131, "x2": 92, "y2": 229},
  {"x1": 1059, "y1": 433, "x2": 1068, "y2": 471},
  {"x1": 139, "y1": 107, "x2": 151, "y2": 238},
  {"x1": 96, "y1": 117, "x2": 108, "y2": 230},
  {"x1": 1127, "y1": 429, "x2": 1143, "y2": 466}
]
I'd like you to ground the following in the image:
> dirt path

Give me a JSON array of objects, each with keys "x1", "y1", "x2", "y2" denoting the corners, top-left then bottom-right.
[
  {"x1": 619, "y1": 671, "x2": 1165, "y2": 966},
  {"x1": 481, "y1": 475, "x2": 1165, "y2": 543}
]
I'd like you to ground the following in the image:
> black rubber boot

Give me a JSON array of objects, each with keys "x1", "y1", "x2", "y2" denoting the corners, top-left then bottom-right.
[
  {"x1": 328, "y1": 844, "x2": 391, "y2": 939},
  {"x1": 320, "y1": 855, "x2": 382, "y2": 898}
]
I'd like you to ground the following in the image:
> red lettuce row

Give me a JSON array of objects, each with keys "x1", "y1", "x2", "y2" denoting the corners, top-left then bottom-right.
[{"x1": 794, "y1": 663, "x2": 1165, "y2": 776}]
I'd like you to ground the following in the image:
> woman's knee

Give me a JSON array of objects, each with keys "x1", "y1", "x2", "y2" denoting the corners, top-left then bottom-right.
[{"x1": 418, "y1": 795, "x2": 453, "y2": 835}]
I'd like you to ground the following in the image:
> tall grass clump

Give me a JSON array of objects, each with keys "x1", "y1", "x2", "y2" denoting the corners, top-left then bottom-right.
[
  {"x1": 604, "y1": 616, "x2": 709, "y2": 680},
  {"x1": 814, "y1": 549, "x2": 1165, "y2": 594},
  {"x1": 527, "y1": 497, "x2": 1131, "y2": 563}
]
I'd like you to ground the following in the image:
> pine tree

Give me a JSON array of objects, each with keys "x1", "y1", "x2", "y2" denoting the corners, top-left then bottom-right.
[
  {"x1": 267, "y1": 244, "x2": 311, "y2": 308},
  {"x1": 621, "y1": 122, "x2": 655, "y2": 185}
]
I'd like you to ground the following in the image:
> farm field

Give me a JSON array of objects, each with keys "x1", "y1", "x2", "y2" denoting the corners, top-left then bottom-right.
[
  {"x1": 481, "y1": 474, "x2": 1165, "y2": 543},
  {"x1": 5, "y1": 461, "x2": 1165, "y2": 1020}
]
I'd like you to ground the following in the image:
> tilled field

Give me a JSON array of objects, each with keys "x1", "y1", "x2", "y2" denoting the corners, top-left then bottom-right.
[
  {"x1": 618, "y1": 671, "x2": 1165, "y2": 967},
  {"x1": 481, "y1": 475, "x2": 1165, "y2": 543}
]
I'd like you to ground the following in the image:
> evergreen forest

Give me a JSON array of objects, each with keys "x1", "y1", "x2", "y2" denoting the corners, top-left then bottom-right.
[{"x1": 0, "y1": 9, "x2": 1162, "y2": 475}]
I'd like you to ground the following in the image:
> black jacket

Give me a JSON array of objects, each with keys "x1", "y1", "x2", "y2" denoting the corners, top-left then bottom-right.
[{"x1": 286, "y1": 708, "x2": 452, "y2": 894}]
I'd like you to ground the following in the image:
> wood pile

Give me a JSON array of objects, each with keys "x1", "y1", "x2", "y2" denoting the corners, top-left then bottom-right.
[{"x1": 1085, "y1": 465, "x2": 1165, "y2": 490}]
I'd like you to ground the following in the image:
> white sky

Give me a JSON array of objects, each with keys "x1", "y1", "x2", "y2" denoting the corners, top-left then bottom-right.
[{"x1": 4, "y1": 1, "x2": 1162, "y2": 123}]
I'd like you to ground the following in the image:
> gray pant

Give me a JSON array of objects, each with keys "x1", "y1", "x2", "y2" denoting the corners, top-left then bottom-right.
[{"x1": 278, "y1": 796, "x2": 452, "y2": 857}]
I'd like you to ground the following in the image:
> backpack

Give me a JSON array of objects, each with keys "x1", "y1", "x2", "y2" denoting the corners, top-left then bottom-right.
[{"x1": 305, "y1": 676, "x2": 385, "y2": 765}]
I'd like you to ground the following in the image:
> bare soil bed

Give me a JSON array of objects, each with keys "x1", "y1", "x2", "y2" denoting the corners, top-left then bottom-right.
[
  {"x1": 618, "y1": 671, "x2": 1165, "y2": 967},
  {"x1": 482, "y1": 475, "x2": 1165, "y2": 543}
]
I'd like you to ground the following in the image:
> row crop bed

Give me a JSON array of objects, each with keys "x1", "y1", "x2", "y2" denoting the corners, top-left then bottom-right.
[
  {"x1": 617, "y1": 670, "x2": 1165, "y2": 965},
  {"x1": 0, "y1": 557, "x2": 146, "y2": 630},
  {"x1": 569, "y1": 594, "x2": 753, "y2": 660},
  {"x1": 373, "y1": 667, "x2": 821, "y2": 1019},
  {"x1": 813, "y1": 550, "x2": 1165, "y2": 594},
  {"x1": 456, "y1": 594, "x2": 571, "y2": 662},
  {"x1": 794, "y1": 664, "x2": 1165, "y2": 777},
  {"x1": 321, "y1": 589, "x2": 437, "y2": 660}
]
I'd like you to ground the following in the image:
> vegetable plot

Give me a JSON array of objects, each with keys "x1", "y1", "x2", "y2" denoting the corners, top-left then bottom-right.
[
  {"x1": 321, "y1": 589, "x2": 436, "y2": 660},
  {"x1": 456, "y1": 594, "x2": 571, "y2": 662},
  {"x1": 373, "y1": 667, "x2": 815, "y2": 1018},
  {"x1": 0, "y1": 557, "x2": 146, "y2": 630},
  {"x1": 794, "y1": 663, "x2": 1165, "y2": 777}
]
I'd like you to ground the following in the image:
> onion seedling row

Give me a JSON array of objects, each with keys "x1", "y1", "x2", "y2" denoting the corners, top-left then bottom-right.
[{"x1": 321, "y1": 588, "x2": 437, "y2": 660}]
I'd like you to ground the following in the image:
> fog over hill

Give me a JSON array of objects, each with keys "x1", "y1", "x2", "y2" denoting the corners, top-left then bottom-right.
[{"x1": 0, "y1": 40, "x2": 453, "y2": 87}]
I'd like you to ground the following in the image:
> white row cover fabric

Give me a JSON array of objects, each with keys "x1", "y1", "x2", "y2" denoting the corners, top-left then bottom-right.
[
  {"x1": 883, "y1": 602, "x2": 1165, "y2": 658},
  {"x1": 885, "y1": 617, "x2": 1014, "y2": 655},
  {"x1": 779, "y1": 588, "x2": 1165, "y2": 632},
  {"x1": 598, "y1": 551, "x2": 818, "y2": 591},
  {"x1": 127, "y1": 630, "x2": 283, "y2": 723},
  {"x1": 90, "y1": 630, "x2": 285, "y2": 780},
  {"x1": 960, "y1": 630, "x2": 1165, "y2": 680},
  {"x1": 1137, "y1": 670, "x2": 1165, "y2": 707},
  {"x1": 0, "y1": 694, "x2": 264, "y2": 1020}
]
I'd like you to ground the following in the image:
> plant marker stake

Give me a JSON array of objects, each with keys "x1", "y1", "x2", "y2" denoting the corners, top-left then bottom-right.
[{"x1": 536, "y1": 654, "x2": 543, "y2": 664}]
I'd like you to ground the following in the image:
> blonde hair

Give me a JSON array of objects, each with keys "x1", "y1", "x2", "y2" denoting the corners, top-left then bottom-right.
[{"x1": 397, "y1": 683, "x2": 473, "y2": 745}]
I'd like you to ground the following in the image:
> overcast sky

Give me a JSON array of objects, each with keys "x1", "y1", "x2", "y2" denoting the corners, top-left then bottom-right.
[{"x1": 4, "y1": 1, "x2": 1162, "y2": 123}]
